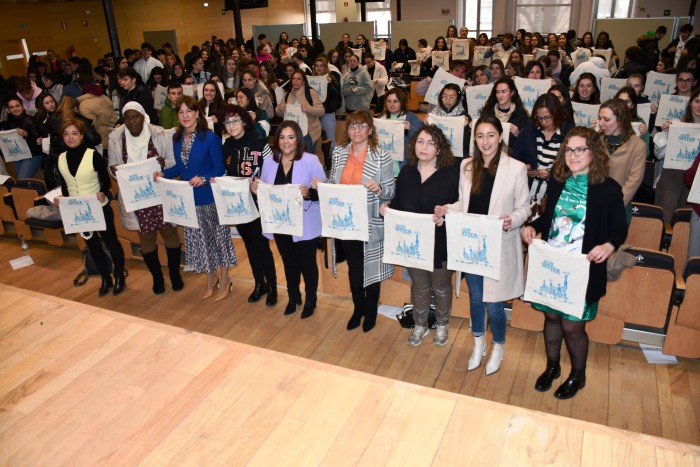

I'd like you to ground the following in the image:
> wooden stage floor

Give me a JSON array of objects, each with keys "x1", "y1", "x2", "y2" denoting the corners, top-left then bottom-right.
[{"x1": 1, "y1": 283, "x2": 700, "y2": 466}]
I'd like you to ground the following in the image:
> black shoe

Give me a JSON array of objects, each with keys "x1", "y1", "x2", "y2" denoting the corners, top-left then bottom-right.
[
  {"x1": 265, "y1": 286, "x2": 278, "y2": 306},
  {"x1": 166, "y1": 247, "x2": 184, "y2": 291},
  {"x1": 284, "y1": 291, "x2": 300, "y2": 315},
  {"x1": 301, "y1": 294, "x2": 316, "y2": 319},
  {"x1": 362, "y1": 311, "x2": 377, "y2": 332},
  {"x1": 347, "y1": 311, "x2": 362, "y2": 330},
  {"x1": 113, "y1": 275, "x2": 126, "y2": 296},
  {"x1": 248, "y1": 282, "x2": 268, "y2": 303},
  {"x1": 98, "y1": 276, "x2": 113, "y2": 297},
  {"x1": 554, "y1": 369, "x2": 586, "y2": 400},
  {"x1": 142, "y1": 250, "x2": 165, "y2": 294},
  {"x1": 534, "y1": 359, "x2": 561, "y2": 392}
]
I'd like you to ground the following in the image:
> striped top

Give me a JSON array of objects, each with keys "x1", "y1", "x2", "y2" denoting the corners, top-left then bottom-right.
[{"x1": 536, "y1": 127, "x2": 566, "y2": 171}]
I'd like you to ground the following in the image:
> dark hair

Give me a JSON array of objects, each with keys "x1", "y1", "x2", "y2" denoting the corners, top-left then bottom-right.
[
  {"x1": 167, "y1": 79, "x2": 183, "y2": 92},
  {"x1": 681, "y1": 88, "x2": 700, "y2": 122},
  {"x1": 524, "y1": 60, "x2": 547, "y2": 79},
  {"x1": 489, "y1": 59, "x2": 505, "y2": 77},
  {"x1": 272, "y1": 120, "x2": 306, "y2": 162},
  {"x1": 599, "y1": 98, "x2": 633, "y2": 142},
  {"x1": 173, "y1": 96, "x2": 209, "y2": 141},
  {"x1": 507, "y1": 50, "x2": 524, "y2": 66},
  {"x1": 572, "y1": 72, "x2": 601, "y2": 104},
  {"x1": 483, "y1": 77, "x2": 525, "y2": 113},
  {"x1": 147, "y1": 66, "x2": 168, "y2": 89},
  {"x1": 407, "y1": 124, "x2": 454, "y2": 169},
  {"x1": 15, "y1": 77, "x2": 32, "y2": 93},
  {"x1": 552, "y1": 126, "x2": 609, "y2": 185},
  {"x1": 34, "y1": 91, "x2": 56, "y2": 123},
  {"x1": 437, "y1": 83, "x2": 463, "y2": 113},
  {"x1": 117, "y1": 67, "x2": 140, "y2": 81},
  {"x1": 614, "y1": 86, "x2": 639, "y2": 119},
  {"x1": 418, "y1": 39, "x2": 428, "y2": 48},
  {"x1": 236, "y1": 86, "x2": 259, "y2": 113},
  {"x1": 364, "y1": 52, "x2": 375, "y2": 61},
  {"x1": 381, "y1": 88, "x2": 408, "y2": 118},
  {"x1": 399, "y1": 38, "x2": 408, "y2": 48},
  {"x1": 141, "y1": 42, "x2": 155, "y2": 52},
  {"x1": 680, "y1": 24, "x2": 694, "y2": 34},
  {"x1": 548, "y1": 83, "x2": 575, "y2": 123},
  {"x1": 470, "y1": 115, "x2": 504, "y2": 194},
  {"x1": 433, "y1": 36, "x2": 448, "y2": 51},
  {"x1": 219, "y1": 104, "x2": 255, "y2": 132},
  {"x1": 531, "y1": 93, "x2": 567, "y2": 131}
]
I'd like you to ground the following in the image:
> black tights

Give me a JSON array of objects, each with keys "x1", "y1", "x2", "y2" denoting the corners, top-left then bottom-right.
[{"x1": 543, "y1": 312, "x2": 589, "y2": 371}]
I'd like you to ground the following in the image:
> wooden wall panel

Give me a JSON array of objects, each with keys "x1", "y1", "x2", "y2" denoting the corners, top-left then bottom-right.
[{"x1": 0, "y1": 0, "x2": 304, "y2": 77}]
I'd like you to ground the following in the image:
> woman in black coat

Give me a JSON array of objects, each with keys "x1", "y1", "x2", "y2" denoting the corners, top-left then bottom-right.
[
  {"x1": 392, "y1": 39, "x2": 417, "y2": 74},
  {"x1": 117, "y1": 67, "x2": 156, "y2": 124},
  {"x1": 522, "y1": 126, "x2": 628, "y2": 400},
  {"x1": 1, "y1": 97, "x2": 48, "y2": 179}
]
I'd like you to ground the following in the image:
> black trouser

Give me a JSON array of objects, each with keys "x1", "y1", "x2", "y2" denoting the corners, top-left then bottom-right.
[
  {"x1": 274, "y1": 234, "x2": 318, "y2": 299},
  {"x1": 237, "y1": 218, "x2": 277, "y2": 286},
  {"x1": 85, "y1": 203, "x2": 125, "y2": 278},
  {"x1": 341, "y1": 239, "x2": 380, "y2": 312}
]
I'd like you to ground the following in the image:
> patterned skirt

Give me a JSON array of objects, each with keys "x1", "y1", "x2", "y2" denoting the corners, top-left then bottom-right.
[{"x1": 184, "y1": 203, "x2": 237, "y2": 273}]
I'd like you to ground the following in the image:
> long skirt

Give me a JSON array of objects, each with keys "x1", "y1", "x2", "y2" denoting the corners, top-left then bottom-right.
[{"x1": 184, "y1": 203, "x2": 237, "y2": 273}]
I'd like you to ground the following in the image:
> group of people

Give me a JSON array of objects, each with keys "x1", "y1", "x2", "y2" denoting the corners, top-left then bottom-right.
[{"x1": 1, "y1": 22, "x2": 699, "y2": 402}]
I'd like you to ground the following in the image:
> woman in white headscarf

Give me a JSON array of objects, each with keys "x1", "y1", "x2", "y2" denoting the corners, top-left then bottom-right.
[{"x1": 108, "y1": 101, "x2": 184, "y2": 294}]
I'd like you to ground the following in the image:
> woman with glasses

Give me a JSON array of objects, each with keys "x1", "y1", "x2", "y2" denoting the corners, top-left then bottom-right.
[
  {"x1": 311, "y1": 111, "x2": 395, "y2": 332},
  {"x1": 435, "y1": 114, "x2": 530, "y2": 375},
  {"x1": 251, "y1": 121, "x2": 326, "y2": 318},
  {"x1": 522, "y1": 126, "x2": 628, "y2": 399},
  {"x1": 521, "y1": 93, "x2": 574, "y2": 206},
  {"x1": 219, "y1": 104, "x2": 278, "y2": 306}
]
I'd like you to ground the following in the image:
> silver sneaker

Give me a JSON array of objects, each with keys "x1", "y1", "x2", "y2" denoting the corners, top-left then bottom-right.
[
  {"x1": 408, "y1": 325, "x2": 429, "y2": 346},
  {"x1": 433, "y1": 324, "x2": 449, "y2": 346}
]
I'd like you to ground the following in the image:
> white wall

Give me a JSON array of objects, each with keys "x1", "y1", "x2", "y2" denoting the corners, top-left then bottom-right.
[
  {"x1": 399, "y1": 0, "x2": 458, "y2": 21},
  {"x1": 634, "y1": 0, "x2": 698, "y2": 21}
]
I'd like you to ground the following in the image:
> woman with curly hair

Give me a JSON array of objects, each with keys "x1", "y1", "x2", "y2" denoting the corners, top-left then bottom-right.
[
  {"x1": 522, "y1": 126, "x2": 628, "y2": 399},
  {"x1": 382, "y1": 124, "x2": 459, "y2": 347}
]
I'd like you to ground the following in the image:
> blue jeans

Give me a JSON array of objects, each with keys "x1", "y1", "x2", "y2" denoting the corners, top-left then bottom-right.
[
  {"x1": 465, "y1": 273, "x2": 506, "y2": 344},
  {"x1": 13, "y1": 155, "x2": 43, "y2": 179},
  {"x1": 319, "y1": 112, "x2": 336, "y2": 155},
  {"x1": 303, "y1": 135, "x2": 316, "y2": 155}
]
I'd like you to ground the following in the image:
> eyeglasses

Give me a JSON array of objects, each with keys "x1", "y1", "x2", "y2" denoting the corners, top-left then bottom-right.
[
  {"x1": 224, "y1": 117, "x2": 242, "y2": 126},
  {"x1": 441, "y1": 94, "x2": 459, "y2": 102},
  {"x1": 536, "y1": 115, "x2": 552, "y2": 122},
  {"x1": 678, "y1": 78, "x2": 695, "y2": 84},
  {"x1": 348, "y1": 123, "x2": 369, "y2": 130},
  {"x1": 564, "y1": 146, "x2": 590, "y2": 156}
]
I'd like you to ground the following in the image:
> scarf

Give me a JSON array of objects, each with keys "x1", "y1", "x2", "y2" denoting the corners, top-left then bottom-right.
[
  {"x1": 125, "y1": 125, "x2": 152, "y2": 162},
  {"x1": 494, "y1": 103, "x2": 515, "y2": 123}
]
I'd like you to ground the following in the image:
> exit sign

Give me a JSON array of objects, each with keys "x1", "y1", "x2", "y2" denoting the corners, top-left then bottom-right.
[{"x1": 17, "y1": 23, "x2": 28, "y2": 29}]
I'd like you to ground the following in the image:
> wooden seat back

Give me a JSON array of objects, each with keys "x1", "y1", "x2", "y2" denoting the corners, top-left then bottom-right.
[
  {"x1": 10, "y1": 187, "x2": 39, "y2": 222},
  {"x1": 667, "y1": 209, "x2": 692, "y2": 282},
  {"x1": 626, "y1": 203, "x2": 664, "y2": 250}
]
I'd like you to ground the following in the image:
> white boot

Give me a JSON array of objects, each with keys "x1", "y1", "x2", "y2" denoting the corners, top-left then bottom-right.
[
  {"x1": 467, "y1": 335, "x2": 486, "y2": 371},
  {"x1": 485, "y1": 343, "x2": 504, "y2": 375}
]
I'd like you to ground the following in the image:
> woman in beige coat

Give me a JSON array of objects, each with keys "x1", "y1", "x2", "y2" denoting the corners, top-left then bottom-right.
[
  {"x1": 435, "y1": 114, "x2": 530, "y2": 375},
  {"x1": 275, "y1": 70, "x2": 325, "y2": 153}
]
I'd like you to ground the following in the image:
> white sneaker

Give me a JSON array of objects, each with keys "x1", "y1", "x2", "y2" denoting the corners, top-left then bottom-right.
[
  {"x1": 468, "y1": 335, "x2": 486, "y2": 370},
  {"x1": 407, "y1": 325, "x2": 429, "y2": 346},
  {"x1": 485, "y1": 343, "x2": 504, "y2": 375},
  {"x1": 433, "y1": 324, "x2": 448, "y2": 346}
]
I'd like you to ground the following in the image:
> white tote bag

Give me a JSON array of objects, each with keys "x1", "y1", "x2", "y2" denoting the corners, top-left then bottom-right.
[
  {"x1": 284, "y1": 104, "x2": 309, "y2": 136},
  {"x1": 664, "y1": 122, "x2": 700, "y2": 170},
  {"x1": 514, "y1": 77, "x2": 551, "y2": 114},
  {"x1": 645, "y1": 70, "x2": 677, "y2": 104},
  {"x1": 58, "y1": 195, "x2": 107, "y2": 234},
  {"x1": 211, "y1": 176, "x2": 260, "y2": 225},
  {"x1": 688, "y1": 167, "x2": 700, "y2": 204},
  {"x1": 465, "y1": 84, "x2": 494, "y2": 121},
  {"x1": 0, "y1": 130, "x2": 32, "y2": 162},
  {"x1": 318, "y1": 183, "x2": 369, "y2": 241},
  {"x1": 424, "y1": 67, "x2": 467, "y2": 105},
  {"x1": 373, "y1": 118, "x2": 405, "y2": 161},
  {"x1": 657, "y1": 94, "x2": 690, "y2": 122},
  {"x1": 523, "y1": 240, "x2": 590, "y2": 319},
  {"x1": 153, "y1": 84, "x2": 168, "y2": 110},
  {"x1": 257, "y1": 182, "x2": 304, "y2": 237},
  {"x1": 599, "y1": 78, "x2": 627, "y2": 102},
  {"x1": 572, "y1": 102, "x2": 600, "y2": 128},
  {"x1": 427, "y1": 113, "x2": 465, "y2": 158},
  {"x1": 307, "y1": 75, "x2": 328, "y2": 103},
  {"x1": 114, "y1": 158, "x2": 162, "y2": 213},
  {"x1": 451, "y1": 39, "x2": 470, "y2": 60},
  {"x1": 445, "y1": 212, "x2": 504, "y2": 280},
  {"x1": 382, "y1": 207, "x2": 435, "y2": 272},
  {"x1": 157, "y1": 178, "x2": 199, "y2": 229}
]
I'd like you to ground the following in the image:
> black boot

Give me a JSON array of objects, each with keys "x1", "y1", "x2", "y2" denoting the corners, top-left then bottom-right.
[
  {"x1": 362, "y1": 286, "x2": 380, "y2": 332},
  {"x1": 534, "y1": 358, "x2": 561, "y2": 392},
  {"x1": 113, "y1": 274, "x2": 126, "y2": 296},
  {"x1": 347, "y1": 286, "x2": 365, "y2": 330},
  {"x1": 284, "y1": 290, "x2": 301, "y2": 315},
  {"x1": 301, "y1": 292, "x2": 317, "y2": 319},
  {"x1": 166, "y1": 247, "x2": 184, "y2": 291},
  {"x1": 554, "y1": 369, "x2": 586, "y2": 400},
  {"x1": 266, "y1": 283, "x2": 278, "y2": 306},
  {"x1": 248, "y1": 281, "x2": 268, "y2": 302},
  {"x1": 99, "y1": 275, "x2": 113, "y2": 297},
  {"x1": 142, "y1": 251, "x2": 165, "y2": 294}
]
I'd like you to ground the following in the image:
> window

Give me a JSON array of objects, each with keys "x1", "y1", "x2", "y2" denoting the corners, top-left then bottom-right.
[
  {"x1": 596, "y1": 0, "x2": 632, "y2": 18},
  {"x1": 515, "y1": 0, "x2": 572, "y2": 34},
  {"x1": 464, "y1": 0, "x2": 493, "y2": 38},
  {"x1": 367, "y1": 0, "x2": 391, "y2": 37},
  {"x1": 305, "y1": 0, "x2": 336, "y2": 36}
]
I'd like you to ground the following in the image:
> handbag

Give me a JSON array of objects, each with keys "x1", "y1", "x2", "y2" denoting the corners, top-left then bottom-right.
[{"x1": 395, "y1": 303, "x2": 437, "y2": 329}]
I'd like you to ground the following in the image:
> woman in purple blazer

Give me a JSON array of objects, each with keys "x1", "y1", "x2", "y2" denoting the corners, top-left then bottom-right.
[{"x1": 251, "y1": 121, "x2": 326, "y2": 318}]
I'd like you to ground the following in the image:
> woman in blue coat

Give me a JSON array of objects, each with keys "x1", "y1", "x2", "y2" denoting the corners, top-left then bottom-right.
[
  {"x1": 155, "y1": 96, "x2": 237, "y2": 301},
  {"x1": 252, "y1": 121, "x2": 326, "y2": 318}
]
